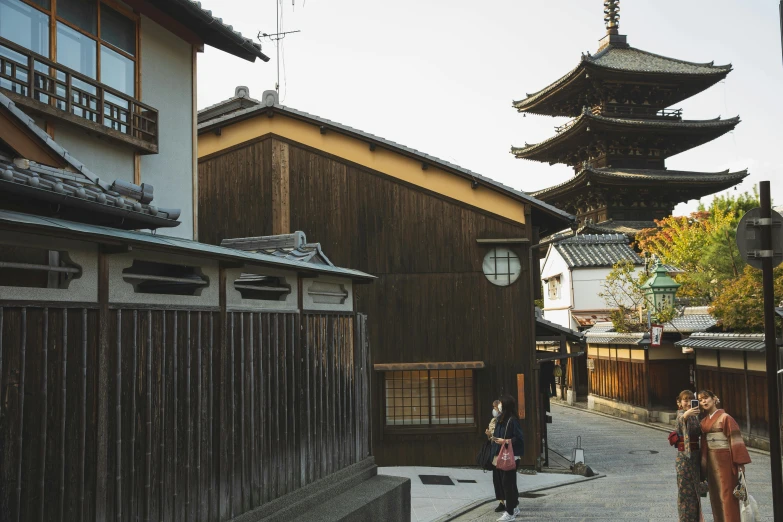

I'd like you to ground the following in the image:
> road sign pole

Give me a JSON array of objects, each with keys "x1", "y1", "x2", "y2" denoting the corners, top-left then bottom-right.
[{"x1": 760, "y1": 181, "x2": 783, "y2": 520}]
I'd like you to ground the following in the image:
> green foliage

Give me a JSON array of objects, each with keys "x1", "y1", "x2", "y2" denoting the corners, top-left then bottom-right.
[
  {"x1": 709, "y1": 265, "x2": 783, "y2": 332},
  {"x1": 635, "y1": 188, "x2": 759, "y2": 304}
]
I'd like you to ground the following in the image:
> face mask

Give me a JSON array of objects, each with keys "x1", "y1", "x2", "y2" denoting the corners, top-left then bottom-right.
[{"x1": 492, "y1": 409, "x2": 500, "y2": 418}]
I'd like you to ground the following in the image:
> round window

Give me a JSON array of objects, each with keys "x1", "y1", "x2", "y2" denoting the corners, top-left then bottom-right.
[{"x1": 482, "y1": 247, "x2": 521, "y2": 286}]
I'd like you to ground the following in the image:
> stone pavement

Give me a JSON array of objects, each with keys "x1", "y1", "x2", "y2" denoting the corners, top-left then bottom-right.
[
  {"x1": 377, "y1": 465, "x2": 598, "y2": 522},
  {"x1": 450, "y1": 404, "x2": 776, "y2": 521}
]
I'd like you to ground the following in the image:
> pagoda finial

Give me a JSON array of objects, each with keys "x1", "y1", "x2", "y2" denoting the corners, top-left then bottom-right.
[{"x1": 604, "y1": 0, "x2": 620, "y2": 35}]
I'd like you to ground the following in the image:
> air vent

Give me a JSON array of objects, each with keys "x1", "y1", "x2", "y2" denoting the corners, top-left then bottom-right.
[
  {"x1": 307, "y1": 281, "x2": 348, "y2": 305},
  {"x1": 122, "y1": 260, "x2": 208, "y2": 296},
  {"x1": 233, "y1": 274, "x2": 291, "y2": 301},
  {"x1": 0, "y1": 246, "x2": 81, "y2": 289}
]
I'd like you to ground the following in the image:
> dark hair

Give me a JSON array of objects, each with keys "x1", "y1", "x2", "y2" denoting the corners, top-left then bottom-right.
[
  {"x1": 697, "y1": 389, "x2": 721, "y2": 406},
  {"x1": 498, "y1": 394, "x2": 518, "y2": 424}
]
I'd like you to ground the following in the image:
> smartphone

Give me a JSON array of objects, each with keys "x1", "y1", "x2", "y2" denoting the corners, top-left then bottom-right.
[{"x1": 690, "y1": 399, "x2": 699, "y2": 409}]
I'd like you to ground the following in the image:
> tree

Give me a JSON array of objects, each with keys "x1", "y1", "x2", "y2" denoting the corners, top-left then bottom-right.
[
  {"x1": 710, "y1": 264, "x2": 783, "y2": 332},
  {"x1": 635, "y1": 189, "x2": 759, "y2": 303},
  {"x1": 599, "y1": 260, "x2": 676, "y2": 332}
]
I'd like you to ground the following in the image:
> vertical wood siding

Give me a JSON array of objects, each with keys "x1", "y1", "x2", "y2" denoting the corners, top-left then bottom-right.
[
  {"x1": 696, "y1": 367, "x2": 769, "y2": 438},
  {"x1": 0, "y1": 305, "x2": 371, "y2": 522},
  {"x1": 588, "y1": 356, "x2": 648, "y2": 407}
]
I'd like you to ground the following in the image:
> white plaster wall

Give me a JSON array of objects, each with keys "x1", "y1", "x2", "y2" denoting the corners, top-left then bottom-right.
[
  {"x1": 47, "y1": 124, "x2": 135, "y2": 182},
  {"x1": 541, "y1": 247, "x2": 572, "y2": 312},
  {"x1": 139, "y1": 15, "x2": 194, "y2": 239},
  {"x1": 571, "y1": 266, "x2": 645, "y2": 311}
]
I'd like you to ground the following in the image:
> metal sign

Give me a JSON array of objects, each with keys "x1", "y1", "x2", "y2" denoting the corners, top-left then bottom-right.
[
  {"x1": 650, "y1": 324, "x2": 664, "y2": 347},
  {"x1": 736, "y1": 208, "x2": 783, "y2": 269}
]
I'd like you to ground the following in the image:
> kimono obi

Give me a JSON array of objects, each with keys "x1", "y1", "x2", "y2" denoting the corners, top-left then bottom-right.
[{"x1": 706, "y1": 430, "x2": 730, "y2": 450}]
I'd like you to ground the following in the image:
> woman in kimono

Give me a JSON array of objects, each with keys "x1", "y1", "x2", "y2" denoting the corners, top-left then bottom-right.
[
  {"x1": 698, "y1": 390, "x2": 751, "y2": 522},
  {"x1": 676, "y1": 390, "x2": 703, "y2": 522}
]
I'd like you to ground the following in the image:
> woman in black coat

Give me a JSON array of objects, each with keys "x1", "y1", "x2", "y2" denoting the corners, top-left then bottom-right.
[{"x1": 491, "y1": 395, "x2": 525, "y2": 521}]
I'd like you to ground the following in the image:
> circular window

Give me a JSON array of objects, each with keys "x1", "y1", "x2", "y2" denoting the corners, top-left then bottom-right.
[{"x1": 482, "y1": 248, "x2": 521, "y2": 286}]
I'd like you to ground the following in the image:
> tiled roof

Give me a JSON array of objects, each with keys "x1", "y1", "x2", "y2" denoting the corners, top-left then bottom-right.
[
  {"x1": 513, "y1": 46, "x2": 731, "y2": 111},
  {"x1": 554, "y1": 233, "x2": 643, "y2": 268},
  {"x1": 161, "y1": 0, "x2": 269, "y2": 62},
  {"x1": 221, "y1": 231, "x2": 334, "y2": 266},
  {"x1": 198, "y1": 90, "x2": 576, "y2": 232},
  {"x1": 512, "y1": 110, "x2": 741, "y2": 159},
  {"x1": 0, "y1": 92, "x2": 180, "y2": 229},
  {"x1": 665, "y1": 314, "x2": 717, "y2": 334},
  {"x1": 0, "y1": 210, "x2": 375, "y2": 282},
  {"x1": 675, "y1": 333, "x2": 765, "y2": 352},
  {"x1": 198, "y1": 86, "x2": 263, "y2": 124},
  {"x1": 535, "y1": 308, "x2": 585, "y2": 343},
  {"x1": 588, "y1": 322, "x2": 615, "y2": 333},
  {"x1": 586, "y1": 331, "x2": 649, "y2": 346}
]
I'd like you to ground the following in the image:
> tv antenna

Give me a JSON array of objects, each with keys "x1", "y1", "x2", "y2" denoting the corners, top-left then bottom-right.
[{"x1": 258, "y1": 0, "x2": 301, "y2": 94}]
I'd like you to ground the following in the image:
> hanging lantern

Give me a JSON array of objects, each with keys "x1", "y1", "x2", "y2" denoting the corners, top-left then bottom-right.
[{"x1": 641, "y1": 260, "x2": 681, "y2": 314}]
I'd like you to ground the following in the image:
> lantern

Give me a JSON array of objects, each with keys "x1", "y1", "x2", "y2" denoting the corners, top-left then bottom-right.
[{"x1": 641, "y1": 261, "x2": 681, "y2": 313}]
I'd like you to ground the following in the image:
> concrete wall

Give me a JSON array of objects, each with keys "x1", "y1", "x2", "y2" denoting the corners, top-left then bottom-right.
[{"x1": 139, "y1": 15, "x2": 194, "y2": 239}]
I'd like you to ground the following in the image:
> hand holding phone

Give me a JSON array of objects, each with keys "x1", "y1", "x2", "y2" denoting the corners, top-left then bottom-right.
[{"x1": 690, "y1": 399, "x2": 700, "y2": 409}]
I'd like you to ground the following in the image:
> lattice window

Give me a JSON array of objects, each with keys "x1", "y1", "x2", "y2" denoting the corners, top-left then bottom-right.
[
  {"x1": 482, "y1": 247, "x2": 521, "y2": 287},
  {"x1": 384, "y1": 370, "x2": 475, "y2": 428},
  {"x1": 547, "y1": 276, "x2": 561, "y2": 300}
]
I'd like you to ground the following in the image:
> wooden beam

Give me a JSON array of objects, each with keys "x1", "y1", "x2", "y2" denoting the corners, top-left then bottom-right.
[
  {"x1": 0, "y1": 107, "x2": 68, "y2": 168},
  {"x1": 191, "y1": 45, "x2": 198, "y2": 239},
  {"x1": 271, "y1": 139, "x2": 290, "y2": 235},
  {"x1": 373, "y1": 361, "x2": 485, "y2": 371},
  {"x1": 476, "y1": 238, "x2": 530, "y2": 244}
]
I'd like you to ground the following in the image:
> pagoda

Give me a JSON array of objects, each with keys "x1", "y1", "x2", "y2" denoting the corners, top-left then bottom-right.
[{"x1": 512, "y1": 0, "x2": 748, "y2": 233}]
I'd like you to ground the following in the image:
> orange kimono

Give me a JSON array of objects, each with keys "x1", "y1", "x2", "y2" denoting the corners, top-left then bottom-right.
[{"x1": 700, "y1": 410, "x2": 751, "y2": 522}]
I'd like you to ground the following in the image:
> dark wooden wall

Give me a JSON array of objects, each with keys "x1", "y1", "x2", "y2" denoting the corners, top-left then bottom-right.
[
  {"x1": 588, "y1": 356, "x2": 648, "y2": 407},
  {"x1": 696, "y1": 366, "x2": 769, "y2": 439},
  {"x1": 648, "y1": 360, "x2": 691, "y2": 409},
  {"x1": 199, "y1": 137, "x2": 537, "y2": 467},
  {"x1": 0, "y1": 302, "x2": 370, "y2": 522}
]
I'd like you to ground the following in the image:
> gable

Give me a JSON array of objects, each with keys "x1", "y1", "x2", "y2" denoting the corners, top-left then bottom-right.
[{"x1": 198, "y1": 112, "x2": 527, "y2": 224}]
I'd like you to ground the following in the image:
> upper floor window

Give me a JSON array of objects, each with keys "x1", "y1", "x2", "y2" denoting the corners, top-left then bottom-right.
[
  {"x1": 0, "y1": 0, "x2": 137, "y2": 96},
  {"x1": 482, "y1": 247, "x2": 521, "y2": 287},
  {"x1": 547, "y1": 275, "x2": 561, "y2": 300}
]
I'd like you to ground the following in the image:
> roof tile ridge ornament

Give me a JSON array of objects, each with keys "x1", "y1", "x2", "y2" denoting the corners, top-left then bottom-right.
[{"x1": 598, "y1": 0, "x2": 628, "y2": 51}]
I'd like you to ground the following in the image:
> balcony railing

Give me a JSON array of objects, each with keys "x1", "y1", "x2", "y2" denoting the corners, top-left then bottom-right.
[
  {"x1": 596, "y1": 104, "x2": 683, "y2": 121},
  {"x1": 0, "y1": 37, "x2": 158, "y2": 153}
]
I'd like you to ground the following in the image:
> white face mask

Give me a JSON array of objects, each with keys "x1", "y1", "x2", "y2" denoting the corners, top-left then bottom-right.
[{"x1": 492, "y1": 409, "x2": 500, "y2": 418}]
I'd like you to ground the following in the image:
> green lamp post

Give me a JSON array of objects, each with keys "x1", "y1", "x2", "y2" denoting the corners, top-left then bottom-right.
[{"x1": 641, "y1": 260, "x2": 681, "y2": 315}]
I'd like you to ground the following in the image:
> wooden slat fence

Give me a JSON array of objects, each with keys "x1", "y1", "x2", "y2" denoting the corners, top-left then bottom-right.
[
  {"x1": 0, "y1": 305, "x2": 371, "y2": 522},
  {"x1": 588, "y1": 356, "x2": 648, "y2": 408}
]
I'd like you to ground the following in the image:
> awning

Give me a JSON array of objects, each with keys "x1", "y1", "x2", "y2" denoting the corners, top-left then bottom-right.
[
  {"x1": 675, "y1": 333, "x2": 766, "y2": 353},
  {"x1": 373, "y1": 361, "x2": 485, "y2": 371},
  {"x1": 537, "y1": 351, "x2": 585, "y2": 363}
]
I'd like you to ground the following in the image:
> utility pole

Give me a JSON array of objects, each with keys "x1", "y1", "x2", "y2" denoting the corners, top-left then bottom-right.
[{"x1": 760, "y1": 181, "x2": 783, "y2": 519}]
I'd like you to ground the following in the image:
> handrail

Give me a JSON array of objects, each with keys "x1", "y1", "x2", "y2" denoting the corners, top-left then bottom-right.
[
  {"x1": 596, "y1": 104, "x2": 683, "y2": 120},
  {"x1": 0, "y1": 36, "x2": 158, "y2": 148}
]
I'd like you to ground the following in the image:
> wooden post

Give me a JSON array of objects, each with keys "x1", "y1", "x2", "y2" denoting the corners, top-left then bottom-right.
[
  {"x1": 95, "y1": 250, "x2": 110, "y2": 521},
  {"x1": 744, "y1": 351, "x2": 752, "y2": 436},
  {"x1": 271, "y1": 139, "x2": 290, "y2": 235}
]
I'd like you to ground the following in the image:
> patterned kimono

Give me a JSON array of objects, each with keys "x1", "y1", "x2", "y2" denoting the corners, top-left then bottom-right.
[
  {"x1": 676, "y1": 411, "x2": 703, "y2": 522},
  {"x1": 700, "y1": 410, "x2": 752, "y2": 522}
]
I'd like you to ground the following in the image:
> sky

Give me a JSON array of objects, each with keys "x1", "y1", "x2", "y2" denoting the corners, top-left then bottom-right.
[{"x1": 196, "y1": 0, "x2": 783, "y2": 215}]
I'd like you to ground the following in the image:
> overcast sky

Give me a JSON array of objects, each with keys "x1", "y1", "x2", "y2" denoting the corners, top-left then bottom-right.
[{"x1": 196, "y1": 0, "x2": 782, "y2": 215}]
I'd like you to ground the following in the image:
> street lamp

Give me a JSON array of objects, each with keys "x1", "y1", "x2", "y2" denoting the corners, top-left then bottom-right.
[{"x1": 642, "y1": 261, "x2": 681, "y2": 315}]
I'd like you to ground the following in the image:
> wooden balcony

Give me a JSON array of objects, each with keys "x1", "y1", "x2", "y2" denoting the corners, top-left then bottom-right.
[{"x1": 0, "y1": 37, "x2": 158, "y2": 154}]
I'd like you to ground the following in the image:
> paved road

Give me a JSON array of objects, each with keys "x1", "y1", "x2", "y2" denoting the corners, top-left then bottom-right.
[{"x1": 452, "y1": 404, "x2": 776, "y2": 521}]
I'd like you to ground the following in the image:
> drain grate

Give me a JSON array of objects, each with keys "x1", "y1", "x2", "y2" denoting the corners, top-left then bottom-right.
[
  {"x1": 457, "y1": 479, "x2": 477, "y2": 483},
  {"x1": 520, "y1": 492, "x2": 546, "y2": 498},
  {"x1": 629, "y1": 450, "x2": 659, "y2": 455},
  {"x1": 419, "y1": 475, "x2": 455, "y2": 486}
]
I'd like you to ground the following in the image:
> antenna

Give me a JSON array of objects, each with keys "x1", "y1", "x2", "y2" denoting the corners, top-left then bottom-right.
[{"x1": 258, "y1": 0, "x2": 301, "y2": 94}]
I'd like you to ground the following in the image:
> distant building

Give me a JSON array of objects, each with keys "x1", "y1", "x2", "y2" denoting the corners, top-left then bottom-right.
[{"x1": 512, "y1": 0, "x2": 748, "y2": 237}]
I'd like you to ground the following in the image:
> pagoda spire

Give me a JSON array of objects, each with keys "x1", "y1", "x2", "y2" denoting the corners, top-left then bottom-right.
[{"x1": 604, "y1": 0, "x2": 620, "y2": 35}]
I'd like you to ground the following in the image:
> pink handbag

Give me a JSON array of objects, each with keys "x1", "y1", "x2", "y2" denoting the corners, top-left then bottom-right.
[{"x1": 495, "y1": 421, "x2": 516, "y2": 471}]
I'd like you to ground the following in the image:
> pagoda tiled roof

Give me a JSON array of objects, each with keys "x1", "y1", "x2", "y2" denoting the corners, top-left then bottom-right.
[
  {"x1": 512, "y1": 110, "x2": 740, "y2": 164},
  {"x1": 513, "y1": 45, "x2": 731, "y2": 114},
  {"x1": 531, "y1": 166, "x2": 749, "y2": 199}
]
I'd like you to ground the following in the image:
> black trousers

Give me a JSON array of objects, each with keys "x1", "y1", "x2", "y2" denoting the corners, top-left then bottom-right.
[{"x1": 492, "y1": 463, "x2": 519, "y2": 514}]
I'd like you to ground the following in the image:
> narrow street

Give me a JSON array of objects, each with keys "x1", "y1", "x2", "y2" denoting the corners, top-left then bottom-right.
[{"x1": 453, "y1": 404, "x2": 775, "y2": 521}]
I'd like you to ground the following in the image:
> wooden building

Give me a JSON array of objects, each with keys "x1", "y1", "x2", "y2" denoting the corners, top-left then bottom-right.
[
  {"x1": 511, "y1": 0, "x2": 747, "y2": 236},
  {"x1": 676, "y1": 333, "x2": 774, "y2": 442},
  {"x1": 0, "y1": 1, "x2": 410, "y2": 517},
  {"x1": 585, "y1": 309, "x2": 717, "y2": 421},
  {"x1": 197, "y1": 88, "x2": 575, "y2": 468}
]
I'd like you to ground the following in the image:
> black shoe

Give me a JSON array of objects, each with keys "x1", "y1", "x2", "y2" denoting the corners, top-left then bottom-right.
[{"x1": 494, "y1": 503, "x2": 506, "y2": 513}]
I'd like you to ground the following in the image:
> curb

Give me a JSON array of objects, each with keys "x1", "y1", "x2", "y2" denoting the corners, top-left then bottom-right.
[
  {"x1": 431, "y1": 473, "x2": 605, "y2": 522},
  {"x1": 551, "y1": 402, "x2": 772, "y2": 458}
]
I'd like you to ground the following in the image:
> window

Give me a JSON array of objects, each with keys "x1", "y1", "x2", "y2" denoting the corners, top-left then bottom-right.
[
  {"x1": 482, "y1": 247, "x2": 521, "y2": 287},
  {"x1": 0, "y1": 0, "x2": 137, "y2": 96},
  {"x1": 0, "y1": 246, "x2": 81, "y2": 289},
  {"x1": 384, "y1": 370, "x2": 475, "y2": 428},
  {"x1": 233, "y1": 274, "x2": 291, "y2": 301},
  {"x1": 547, "y1": 276, "x2": 561, "y2": 300},
  {"x1": 122, "y1": 260, "x2": 209, "y2": 296}
]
